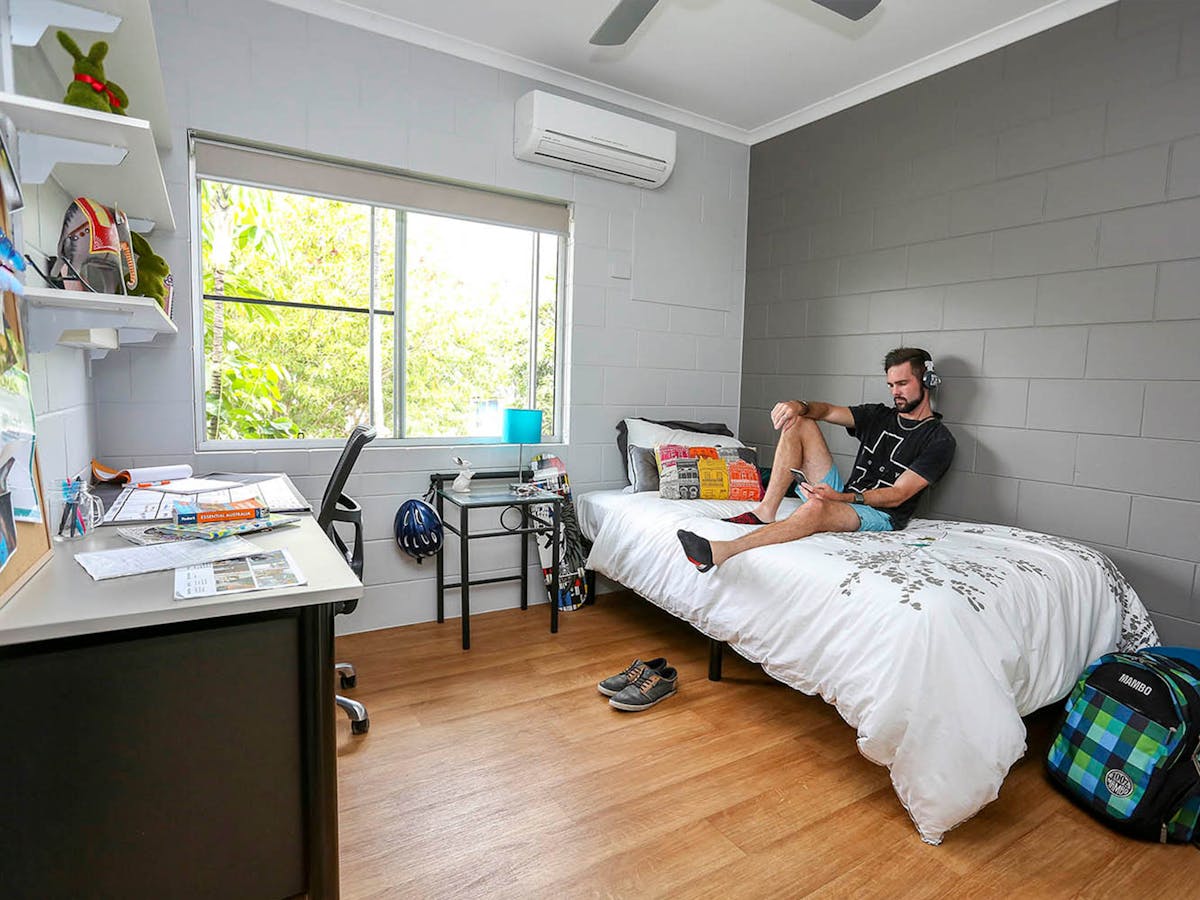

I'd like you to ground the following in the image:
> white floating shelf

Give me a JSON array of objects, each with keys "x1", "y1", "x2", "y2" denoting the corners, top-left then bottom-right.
[
  {"x1": 10, "y1": 0, "x2": 121, "y2": 47},
  {"x1": 21, "y1": 284, "x2": 176, "y2": 359},
  {"x1": 0, "y1": 92, "x2": 175, "y2": 231},
  {"x1": 12, "y1": 0, "x2": 172, "y2": 150}
]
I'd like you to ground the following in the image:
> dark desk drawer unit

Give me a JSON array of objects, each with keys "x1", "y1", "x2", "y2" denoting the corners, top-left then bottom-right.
[{"x1": 0, "y1": 610, "x2": 327, "y2": 900}]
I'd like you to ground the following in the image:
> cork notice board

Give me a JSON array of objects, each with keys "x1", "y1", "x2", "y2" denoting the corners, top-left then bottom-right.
[{"x1": 0, "y1": 199, "x2": 53, "y2": 610}]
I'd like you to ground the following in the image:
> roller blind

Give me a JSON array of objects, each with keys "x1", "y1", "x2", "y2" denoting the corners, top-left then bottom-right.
[{"x1": 191, "y1": 136, "x2": 570, "y2": 234}]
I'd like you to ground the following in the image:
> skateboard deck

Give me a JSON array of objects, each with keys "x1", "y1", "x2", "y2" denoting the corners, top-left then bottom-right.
[{"x1": 529, "y1": 454, "x2": 589, "y2": 612}]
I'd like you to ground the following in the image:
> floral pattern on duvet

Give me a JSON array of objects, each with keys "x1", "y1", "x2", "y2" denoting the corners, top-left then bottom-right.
[{"x1": 822, "y1": 520, "x2": 1158, "y2": 652}]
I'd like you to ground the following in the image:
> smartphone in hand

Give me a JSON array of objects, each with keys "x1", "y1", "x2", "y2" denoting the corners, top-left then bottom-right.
[{"x1": 789, "y1": 468, "x2": 807, "y2": 485}]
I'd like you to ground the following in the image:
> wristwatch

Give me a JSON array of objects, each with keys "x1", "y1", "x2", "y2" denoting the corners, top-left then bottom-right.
[
  {"x1": 852, "y1": 490, "x2": 866, "y2": 505},
  {"x1": 797, "y1": 400, "x2": 810, "y2": 417}
]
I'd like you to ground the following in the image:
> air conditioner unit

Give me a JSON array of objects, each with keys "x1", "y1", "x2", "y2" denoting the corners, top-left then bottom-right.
[{"x1": 514, "y1": 90, "x2": 676, "y2": 189}]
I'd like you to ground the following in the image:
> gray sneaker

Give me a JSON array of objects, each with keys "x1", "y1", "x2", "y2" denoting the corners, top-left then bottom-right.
[
  {"x1": 608, "y1": 666, "x2": 678, "y2": 712},
  {"x1": 597, "y1": 657, "x2": 668, "y2": 697}
]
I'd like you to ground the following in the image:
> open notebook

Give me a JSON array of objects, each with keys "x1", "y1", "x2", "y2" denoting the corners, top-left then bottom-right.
[{"x1": 92, "y1": 460, "x2": 193, "y2": 485}]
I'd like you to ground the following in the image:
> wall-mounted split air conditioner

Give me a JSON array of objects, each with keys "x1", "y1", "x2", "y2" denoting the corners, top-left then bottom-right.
[{"x1": 514, "y1": 90, "x2": 676, "y2": 189}]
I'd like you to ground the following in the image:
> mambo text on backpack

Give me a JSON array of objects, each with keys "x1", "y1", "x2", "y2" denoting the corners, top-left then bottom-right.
[{"x1": 1046, "y1": 650, "x2": 1200, "y2": 845}]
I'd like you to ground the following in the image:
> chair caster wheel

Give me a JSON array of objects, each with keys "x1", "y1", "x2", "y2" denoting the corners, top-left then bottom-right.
[
  {"x1": 340, "y1": 674, "x2": 357, "y2": 689},
  {"x1": 351, "y1": 718, "x2": 370, "y2": 735}
]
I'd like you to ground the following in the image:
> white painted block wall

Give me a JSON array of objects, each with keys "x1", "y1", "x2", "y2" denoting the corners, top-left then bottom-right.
[
  {"x1": 85, "y1": 0, "x2": 749, "y2": 634},
  {"x1": 22, "y1": 180, "x2": 98, "y2": 525}
]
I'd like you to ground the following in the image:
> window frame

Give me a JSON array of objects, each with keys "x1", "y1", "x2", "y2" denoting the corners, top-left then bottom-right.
[{"x1": 188, "y1": 142, "x2": 567, "y2": 451}]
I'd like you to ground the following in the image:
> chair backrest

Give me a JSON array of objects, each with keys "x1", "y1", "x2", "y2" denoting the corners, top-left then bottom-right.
[{"x1": 316, "y1": 424, "x2": 376, "y2": 534}]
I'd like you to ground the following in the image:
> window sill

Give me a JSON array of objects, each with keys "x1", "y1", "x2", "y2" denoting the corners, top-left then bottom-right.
[{"x1": 196, "y1": 437, "x2": 564, "y2": 452}]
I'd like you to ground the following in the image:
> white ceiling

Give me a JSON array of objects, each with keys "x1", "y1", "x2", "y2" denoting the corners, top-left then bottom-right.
[{"x1": 270, "y1": 0, "x2": 1115, "y2": 144}]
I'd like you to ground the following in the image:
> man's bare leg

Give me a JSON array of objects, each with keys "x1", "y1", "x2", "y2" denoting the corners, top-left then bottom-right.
[
  {"x1": 749, "y1": 418, "x2": 836, "y2": 523},
  {"x1": 679, "y1": 494, "x2": 860, "y2": 572}
]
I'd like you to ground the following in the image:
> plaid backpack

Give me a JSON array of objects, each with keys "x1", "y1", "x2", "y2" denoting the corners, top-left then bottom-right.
[{"x1": 1046, "y1": 649, "x2": 1200, "y2": 845}]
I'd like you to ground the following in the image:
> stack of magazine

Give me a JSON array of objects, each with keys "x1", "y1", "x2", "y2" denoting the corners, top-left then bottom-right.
[{"x1": 149, "y1": 513, "x2": 301, "y2": 542}]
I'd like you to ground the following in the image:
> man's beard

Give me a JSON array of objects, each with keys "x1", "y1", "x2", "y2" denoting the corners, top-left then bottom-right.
[{"x1": 894, "y1": 387, "x2": 925, "y2": 413}]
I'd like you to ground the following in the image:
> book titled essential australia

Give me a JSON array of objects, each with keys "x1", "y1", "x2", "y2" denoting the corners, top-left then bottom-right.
[{"x1": 172, "y1": 498, "x2": 268, "y2": 525}]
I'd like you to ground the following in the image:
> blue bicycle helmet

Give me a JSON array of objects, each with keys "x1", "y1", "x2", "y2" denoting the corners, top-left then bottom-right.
[{"x1": 395, "y1": 498, "x2": 443, "y2": 563}]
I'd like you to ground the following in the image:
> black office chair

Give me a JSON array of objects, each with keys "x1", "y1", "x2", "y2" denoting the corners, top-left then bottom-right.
[{"x1": 317, "y1": 424, "x2": 377, "y2": 735}]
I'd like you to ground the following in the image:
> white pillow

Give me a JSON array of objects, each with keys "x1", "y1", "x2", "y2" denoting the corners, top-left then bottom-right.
[{"x1": 623, "y1": 418, "x2": 744, "y2": 451}]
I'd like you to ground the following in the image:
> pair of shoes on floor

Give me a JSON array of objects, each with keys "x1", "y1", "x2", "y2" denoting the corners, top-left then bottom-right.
[{"x1": 597, "y1": 657, "x2": 678, "y2": 711}]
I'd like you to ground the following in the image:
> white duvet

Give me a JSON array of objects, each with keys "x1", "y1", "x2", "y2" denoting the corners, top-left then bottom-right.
[{"x1": 579, "y1": 490, "x2": 1159, "y2": 844}]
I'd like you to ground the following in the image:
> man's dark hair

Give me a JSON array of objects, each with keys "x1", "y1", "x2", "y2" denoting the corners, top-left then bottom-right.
[{"x1": 883, "y1": 347, "x2": 931, "y2": 377}]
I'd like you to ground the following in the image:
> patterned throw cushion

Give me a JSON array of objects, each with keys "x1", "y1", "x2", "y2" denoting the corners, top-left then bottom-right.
[
  {"x1": 617, "y1": 417, "x2": 740, "y2": 481},
  {"x1": 628, "y1": 444, "x2": 759, "y2": 493},
  {"x1": 655, "y1": 444, "x2": 764, "y2": 501}
]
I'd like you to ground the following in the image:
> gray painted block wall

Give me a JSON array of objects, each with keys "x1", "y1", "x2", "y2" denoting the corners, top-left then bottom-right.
[{"x1": 741, "y1": 0, "x2": 1200, "y2": 645}]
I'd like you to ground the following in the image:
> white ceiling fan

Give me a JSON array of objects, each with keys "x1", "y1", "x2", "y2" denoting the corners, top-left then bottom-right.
[{"x1": 590, "y1": 0, "x2": 884, "y2": 45}]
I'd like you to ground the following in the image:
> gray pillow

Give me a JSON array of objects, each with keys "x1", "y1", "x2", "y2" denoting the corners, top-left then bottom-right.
[{"x1": 627, "y1": 446, "x2": 661, "y2": 492}]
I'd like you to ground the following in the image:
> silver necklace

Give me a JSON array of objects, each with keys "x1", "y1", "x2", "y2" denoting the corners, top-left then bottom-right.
[{"x1": 896, "y1": 413, "x2": 935, "y2": 431}]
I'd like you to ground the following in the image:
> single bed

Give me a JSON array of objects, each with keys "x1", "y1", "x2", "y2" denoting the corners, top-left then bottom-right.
[{"x1": 577, "y1": 489, "x2": 1159, "y2": 844}]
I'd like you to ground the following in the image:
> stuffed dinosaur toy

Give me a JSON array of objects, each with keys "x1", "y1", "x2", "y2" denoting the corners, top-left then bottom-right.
[
  {"x1": 57, "y1": 31, "x2": 128, "y2": 116},
  {"x1": 130, "y1": 232, "x2": 172, "y2": 312}
]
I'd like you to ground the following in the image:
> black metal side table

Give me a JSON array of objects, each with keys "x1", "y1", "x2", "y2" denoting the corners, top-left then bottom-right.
[{"x1": 431, "y1": 472, "x2": 563, "y2": 650}]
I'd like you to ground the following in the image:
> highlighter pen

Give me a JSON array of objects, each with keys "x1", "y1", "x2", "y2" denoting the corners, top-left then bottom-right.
[
  {"x1": 58, "y1": 479, "x2": 76, "y2": 536},
  {"x1": 134, "y1": 480, "x2": 171, "y2": 488}
]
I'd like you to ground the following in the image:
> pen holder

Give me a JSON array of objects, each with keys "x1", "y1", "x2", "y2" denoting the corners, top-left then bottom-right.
[{"x1": 55, "y1": 479, "x2": 105, "y2": 541}]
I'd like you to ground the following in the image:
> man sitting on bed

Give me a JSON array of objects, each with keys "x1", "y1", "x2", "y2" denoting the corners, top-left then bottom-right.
[{"x1": 677, "y1": 347, "x2": 956, "y2": 572}]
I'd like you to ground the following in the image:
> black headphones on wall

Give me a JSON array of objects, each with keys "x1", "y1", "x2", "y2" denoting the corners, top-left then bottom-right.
[{"x1": 918, "y1": 350, "x2": 941, "y2": 389}]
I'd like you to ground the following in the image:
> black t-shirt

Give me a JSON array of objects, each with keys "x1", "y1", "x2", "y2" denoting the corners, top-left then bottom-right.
[{"x1": 844, "y1": 404, "x2": 956, "y2": 530}]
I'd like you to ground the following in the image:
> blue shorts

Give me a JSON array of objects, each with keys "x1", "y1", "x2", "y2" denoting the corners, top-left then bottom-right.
[{"x1": 795, "y1": 468, "x2": 894, "y2": 532}]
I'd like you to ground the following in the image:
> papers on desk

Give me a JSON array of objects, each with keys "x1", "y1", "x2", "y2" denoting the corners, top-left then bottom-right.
[
  {"x1": 174, "y1": 549, "x2": 306, "y2": 600},
  {"x1": 146, "y1": 477, "x2": 241, "y2": 493},
  {"x1": 151, "y1": 514, "x2": 301, "y2": 541},
  {"x1": 103, "y1": 488, "x2": 190, "y2": 523},
  {"x1": 102, "y1": 475, "x2": 309, "y2": 523},
  {"x1": 74, "y1": 536, "x2": 258, "y2": 581},
  {"x1": 117, "y1": 524, "x2": 199, "y2": 545}
]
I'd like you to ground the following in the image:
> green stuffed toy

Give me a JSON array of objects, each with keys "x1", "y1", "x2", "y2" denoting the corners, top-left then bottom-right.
[
  {"x1": 57, "y1": 31, "x2": 129, "y2": 116},
  {"x1": 130, "y1": 232, "x2": 171, "y2": 311}
]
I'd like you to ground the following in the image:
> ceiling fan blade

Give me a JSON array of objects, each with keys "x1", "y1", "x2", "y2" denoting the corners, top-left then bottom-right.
[
  {"x1": 810, "y1": 0, "x2": 883, "y2": 21},
  {"x1": 590, "y1": 0, "x2": 661, "y2": 45}
]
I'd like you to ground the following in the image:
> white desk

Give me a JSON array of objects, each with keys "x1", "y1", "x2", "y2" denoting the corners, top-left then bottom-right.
[
  {"x1": 0, "y1": 515, "x2": 360, "y2": 644},
  {"x1": 0, "y1": 515, "x2": 361, "y2": 900}
]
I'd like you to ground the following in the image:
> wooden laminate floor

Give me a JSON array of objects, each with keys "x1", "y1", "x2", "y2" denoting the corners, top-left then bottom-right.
[{"x1": 333, "y1": 592, "x2": 1199, "y2": 899}]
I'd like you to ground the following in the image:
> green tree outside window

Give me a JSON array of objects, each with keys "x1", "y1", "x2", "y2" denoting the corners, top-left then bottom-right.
[{"x1": 200, "y1": 181, "x2": 561, "y2": 442}]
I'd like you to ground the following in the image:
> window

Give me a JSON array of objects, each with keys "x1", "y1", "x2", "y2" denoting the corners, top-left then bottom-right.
[{"x1": 193, "y1": 138, "x2": 567, "y2": 444}]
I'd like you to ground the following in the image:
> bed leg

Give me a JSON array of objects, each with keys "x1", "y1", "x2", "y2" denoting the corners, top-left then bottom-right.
[
  {"x1": 585, "y1": 568, "x2": 596, "y2": 604},
  {"x1": 708, "y1": 639, "x2": 723, "y2": 681}
]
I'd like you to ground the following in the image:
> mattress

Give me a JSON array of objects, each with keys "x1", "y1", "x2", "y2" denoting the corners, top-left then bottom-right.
[{"x1": 577, "y1": 489, "x2": 1159, "y2": 843}]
